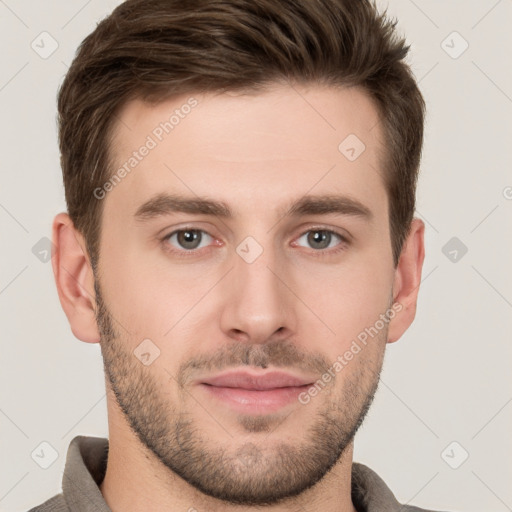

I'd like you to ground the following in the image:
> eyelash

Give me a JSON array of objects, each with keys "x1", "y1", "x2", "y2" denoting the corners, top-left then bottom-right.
[{"x1": 160, "y1": 226, "x2": 350, "y2": 259}]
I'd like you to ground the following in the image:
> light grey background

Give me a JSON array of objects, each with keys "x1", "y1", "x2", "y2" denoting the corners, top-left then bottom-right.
[{"x1": 1, "y1": 1, "x2": 511, "y2": 510}]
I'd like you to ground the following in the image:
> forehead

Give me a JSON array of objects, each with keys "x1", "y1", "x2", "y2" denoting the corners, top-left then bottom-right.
[
  {"x1": 106, "y1": 84, "x2": 387, "y2": 222},
  {"x1": 112, "y1": 84, "x2": 383, "y2": 156}
]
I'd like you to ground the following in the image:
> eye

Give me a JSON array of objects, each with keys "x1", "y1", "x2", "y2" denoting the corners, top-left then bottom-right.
[
  {"x1": 294, "y1": 228, "x2": 348, "y2": 254},
  {"x1": 163, "y1": 228, "x2": 213, "y2": 253}
]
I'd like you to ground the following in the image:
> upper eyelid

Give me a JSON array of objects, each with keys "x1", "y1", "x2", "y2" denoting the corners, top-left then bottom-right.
[
  {"x1": 293, "y1": 228, "x2": 349, "y2": 249},
  {"x1": 163, "y1": 224, "x2": 346, "y2": 236},
  {"x1": 295, "y1": 229, "x2": 347, "y2": 241},
  {"x1": 163, "y1": 228, "x2": 214, "y2": 245},
  {"x1": 162, "y1": 225, "x2": 349, "y2": 246}
]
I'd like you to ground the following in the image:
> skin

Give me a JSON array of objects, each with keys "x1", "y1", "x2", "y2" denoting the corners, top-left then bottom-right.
[{"x1": 52, "y1": 83, "x2": 425, "y2": 512}]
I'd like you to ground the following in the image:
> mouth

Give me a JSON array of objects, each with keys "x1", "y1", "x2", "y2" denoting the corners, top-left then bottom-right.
[{"x1": 197, "y1": 370, "x2": 314, "y2": 414}]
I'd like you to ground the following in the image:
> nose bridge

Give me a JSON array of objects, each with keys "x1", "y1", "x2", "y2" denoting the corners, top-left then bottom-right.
[{"x1": 219, "y1": 233, "x2": 293, "y2": 343}]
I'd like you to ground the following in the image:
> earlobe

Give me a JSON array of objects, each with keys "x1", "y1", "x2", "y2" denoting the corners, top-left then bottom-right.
[
  {"x1": 387, "y1": 218, "x2": 425, "y2": 344},
  {"x1": 51, "y1": 212, "x2": 101, "y2": 343}
]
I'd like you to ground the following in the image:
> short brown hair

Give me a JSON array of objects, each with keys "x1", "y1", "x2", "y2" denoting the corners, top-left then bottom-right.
[{"x1": 58, "y1": 0, "x2": 425, "y2": 270}]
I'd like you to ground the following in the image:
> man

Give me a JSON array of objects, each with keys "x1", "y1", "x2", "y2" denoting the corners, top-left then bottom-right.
[{"x1": 29, "y1": 0, "x2": 450, "y2": 510}]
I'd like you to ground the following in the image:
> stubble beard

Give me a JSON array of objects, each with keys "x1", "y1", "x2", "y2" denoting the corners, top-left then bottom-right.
[{"x1": 94, "y1": 277, "x2": 385, "y2": 506}]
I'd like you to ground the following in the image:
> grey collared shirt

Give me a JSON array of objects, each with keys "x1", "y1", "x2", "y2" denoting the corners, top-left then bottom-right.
[{"x1": 28, "y1": 435, "x2": 450, "y2": 512}]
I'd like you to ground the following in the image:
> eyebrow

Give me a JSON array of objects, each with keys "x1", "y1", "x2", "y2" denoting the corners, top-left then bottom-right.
[{"x1": 134, "y1": 192, "x2": 373, "y2": 222}]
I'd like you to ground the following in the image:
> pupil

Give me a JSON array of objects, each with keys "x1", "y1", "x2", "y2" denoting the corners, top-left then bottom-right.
[
  {"x1": 179, "y1": 230, "x2": 200, "y2": 248},
  {"x1": 309, "y1": 230, "x2": 329, "y2": 249}
]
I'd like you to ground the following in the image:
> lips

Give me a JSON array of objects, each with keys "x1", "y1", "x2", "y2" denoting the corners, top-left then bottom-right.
[
  {"x1": 196, "y1": 370, "x2": 316, "y2": 414},
  {"x1": 200, "y1": 370, "x2": 313, "y2": 390}
]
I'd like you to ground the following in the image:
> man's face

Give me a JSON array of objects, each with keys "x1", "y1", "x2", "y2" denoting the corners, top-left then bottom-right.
[{"x1": 95, "y1": 84, "x2": 396, "y2": 505}]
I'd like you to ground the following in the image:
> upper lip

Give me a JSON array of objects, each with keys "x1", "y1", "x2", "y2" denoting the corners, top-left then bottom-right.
[{"x1": 200, "y1": 370, "x2": 314, "y2": 390}]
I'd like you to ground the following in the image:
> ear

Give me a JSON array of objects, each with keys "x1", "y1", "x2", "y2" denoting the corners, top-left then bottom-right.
[
  {"x1": 51, "y1": 212, "x2": 100, "y2": 343},
  {"x1": 387, "y1": 218, "x2": 425, "y2": 344}
]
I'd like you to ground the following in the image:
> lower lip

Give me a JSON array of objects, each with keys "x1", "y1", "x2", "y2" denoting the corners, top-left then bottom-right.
[{"x1": 199, "y1": 384, "x2": 310, "y2": 414}]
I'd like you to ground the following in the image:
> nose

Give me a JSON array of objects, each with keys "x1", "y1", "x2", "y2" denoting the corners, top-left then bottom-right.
[{"x1": 219, "y1": 241, "x2": 296, "y2": 345}]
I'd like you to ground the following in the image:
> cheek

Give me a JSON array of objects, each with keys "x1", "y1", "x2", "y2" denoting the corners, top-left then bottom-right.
[
  {"x1": 104, "y1": 252, "x2": 226, "y2": 349},
  {"x1": 98, "y1": 248, "x2": 174, "y2": 342},
  {"x1": 292, "y1": 259, "x2": 392, "y2": 353}
]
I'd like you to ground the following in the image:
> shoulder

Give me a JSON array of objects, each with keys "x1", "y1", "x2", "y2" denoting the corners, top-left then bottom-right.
[
  {"x1": 397, "y1": 506, "x2": 448, "y2": 512},
  {"x1": 352, "y1": 462, "x2": 455, "y2": 512},
  {"x1": 398, "y1": 507, "x2": 454, "y2": 512},
  {"x1": 26, "y1": 492, "x2": 68, "y2": 512}
]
